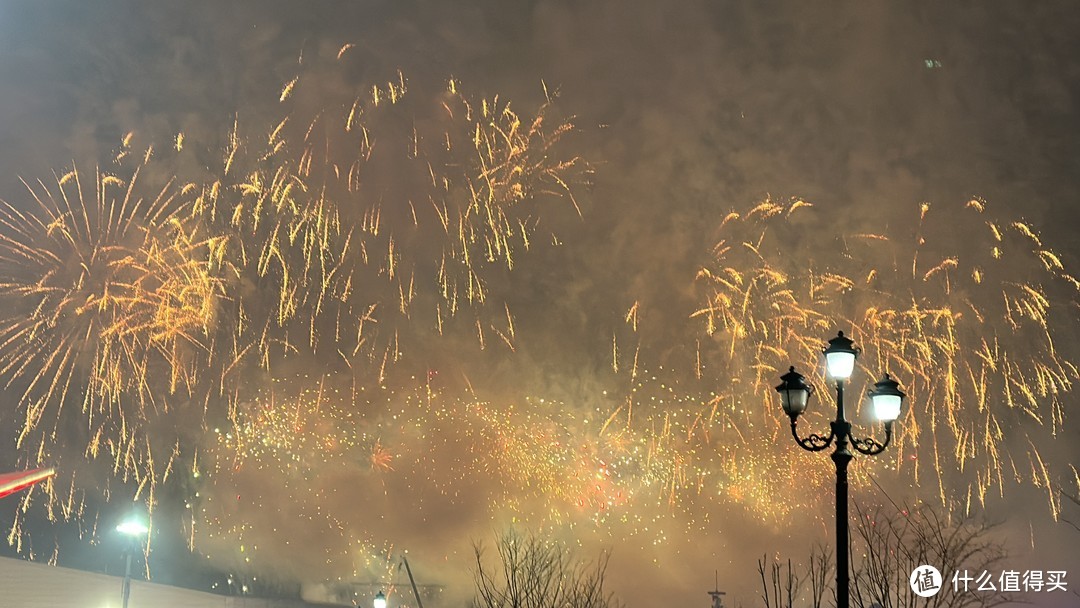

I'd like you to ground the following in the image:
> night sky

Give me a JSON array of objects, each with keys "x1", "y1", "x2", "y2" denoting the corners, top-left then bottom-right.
[{"x1": 0, "y1": 1, "x2": 1079, "y2": 606}]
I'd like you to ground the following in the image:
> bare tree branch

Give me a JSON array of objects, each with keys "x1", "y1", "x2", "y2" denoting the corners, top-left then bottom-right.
[
  {"x1": 756, "y1": 505, "x2": 1018, "y2": 608},
  {"x1": 471, "y1": 530, "x2": 620, "y2": 608}
]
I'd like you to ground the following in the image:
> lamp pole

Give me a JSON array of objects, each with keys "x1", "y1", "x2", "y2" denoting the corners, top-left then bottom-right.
[
  {"x1": 775, "y1": 331, "x2": 906, "y2": 608},
  {"x1": 116, "y1": 518, "x2": 149, "y2": 608},
  {"x1": 122, "y1": 547, "x2": 134, "y2": 608}
]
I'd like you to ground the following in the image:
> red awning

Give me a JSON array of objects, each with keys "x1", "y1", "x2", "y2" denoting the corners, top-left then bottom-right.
[{"x1": 0, "y1": 468, "x2": 56, "y2": 499}]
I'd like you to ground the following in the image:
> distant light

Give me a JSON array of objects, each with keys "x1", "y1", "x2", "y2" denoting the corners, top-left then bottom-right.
[
  {"x1": 924, "y1": 59, "x2": 942, "y2": 69},
  {"x1": 116, "y1": 520, "x2": 149, "y2": 536}
]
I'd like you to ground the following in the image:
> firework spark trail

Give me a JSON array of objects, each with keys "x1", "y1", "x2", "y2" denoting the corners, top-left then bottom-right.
[
  {"x1": 193, "y1": 353, "x2": 871, "y2": 591},
  {"x1": 1, "y1": 48, "x2": 1075, "y2": 590},
  {"x1": 190, "y1": 59, "x2": 587, "y2": 375},
  {"x1": 0, "y1": 151, "x2": 222, "y2": 505},
  {"x1": 0, "y1": 56, "x2": 589, "y2": 569},
  {"x1": 188, "y1": 193, "x2": 1072, "y2": 583},
  {"x1": 694, "y1": 197, "x2": 1079, "y2": 517},
  {"x1": 157, "y1": 195, "x2": 1079, "y2": 582},
  {"x1": 199, "y1": 371, "x2": 699, "y2": 579}
]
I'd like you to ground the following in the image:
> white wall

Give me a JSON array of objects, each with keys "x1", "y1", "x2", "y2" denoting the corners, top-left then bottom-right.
[{"x1": 0, "y1": 556, "x2": 325, "y2": 608}]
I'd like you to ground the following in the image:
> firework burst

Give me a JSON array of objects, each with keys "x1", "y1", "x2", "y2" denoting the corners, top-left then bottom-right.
[
  {"x1": 0, "y1": 55, "x2": 591, "y2": 571},
  {"x1": 694, "y1": 197, "x2": 1079, "y2": 517},
  {"x1": 0, "y1": 151, "x2": 221, "y2": 502},
  {"x1": 187, "y1": 58, "x2": 588, "y2": 379}
]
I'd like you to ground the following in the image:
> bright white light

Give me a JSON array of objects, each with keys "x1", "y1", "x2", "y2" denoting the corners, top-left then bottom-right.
[
  {"x1": 872, "y1": 394, "x2": 902, "y2": 422},
  {"x1": 116, "y1": 520, "x2": 149, "y2": 536},
  {"x1": 374, "y1": 591, "x2": 388, "y2": 608},
  {"x1": 825, "y1": 351, "x2": 856, "y2": 380}
]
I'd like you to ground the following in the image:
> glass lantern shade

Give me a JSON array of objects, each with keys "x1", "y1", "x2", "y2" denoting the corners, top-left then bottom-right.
[
  {"x1": 374, "y1": 591, "x2": 387, "y2": 608},
  {"x1": 823, "y1": 331, "x2": 858, "y2": 380},
  {"x1": 776, "y1": 366, "x2": 813, "y2": 416},
  {"x1": 869, "y1": 374, "x2": 905, "y2": 422}
]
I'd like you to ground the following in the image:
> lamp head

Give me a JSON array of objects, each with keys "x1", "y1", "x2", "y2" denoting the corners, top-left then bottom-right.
[
  {"x1": 775, "y1": 366, "x2": 813, "y2": 417},
  {"x1": 116, "y1": 520, "x2": 149, "y2": 537},
  {"x1": 868, "y1": 373, "x2": 905, "y2": 422},
  {"x1": 374, "y1": 590, "x2": 387, "y2": 608},
  {"x1": 823, "y1": 331, "x2": 858, "y2": 380}
]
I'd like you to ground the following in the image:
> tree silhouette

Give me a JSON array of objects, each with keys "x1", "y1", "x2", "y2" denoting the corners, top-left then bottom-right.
[
  {"x1": 755, "y1": 505, "x2": 1015, "y2": 608},
  {"x1": 471, "y1": 531, "x2": 620, "y2": 608}
]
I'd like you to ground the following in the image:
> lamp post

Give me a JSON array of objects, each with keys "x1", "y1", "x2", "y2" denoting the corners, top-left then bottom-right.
[
  {"x1": 775, "y1": 331, "x2": 905, "y2": 608},
  {"x1": 116, "y1": 517, "x2": 149, "y2": 608},
  {"x1": 373, "y1": 590, "x2": 387, "y2": 608}
]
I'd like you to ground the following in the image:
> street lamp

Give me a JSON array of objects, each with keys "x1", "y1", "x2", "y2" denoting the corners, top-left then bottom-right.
[
  {"x1": 373, "y1": 590, "x2": 388, "y2": 608},
  {"x1": 775, "y1": 331, "x2": 905, "y2": 608},
  {"x1": 116, "y1": 515, "x2": 149, "y2": 608}
]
